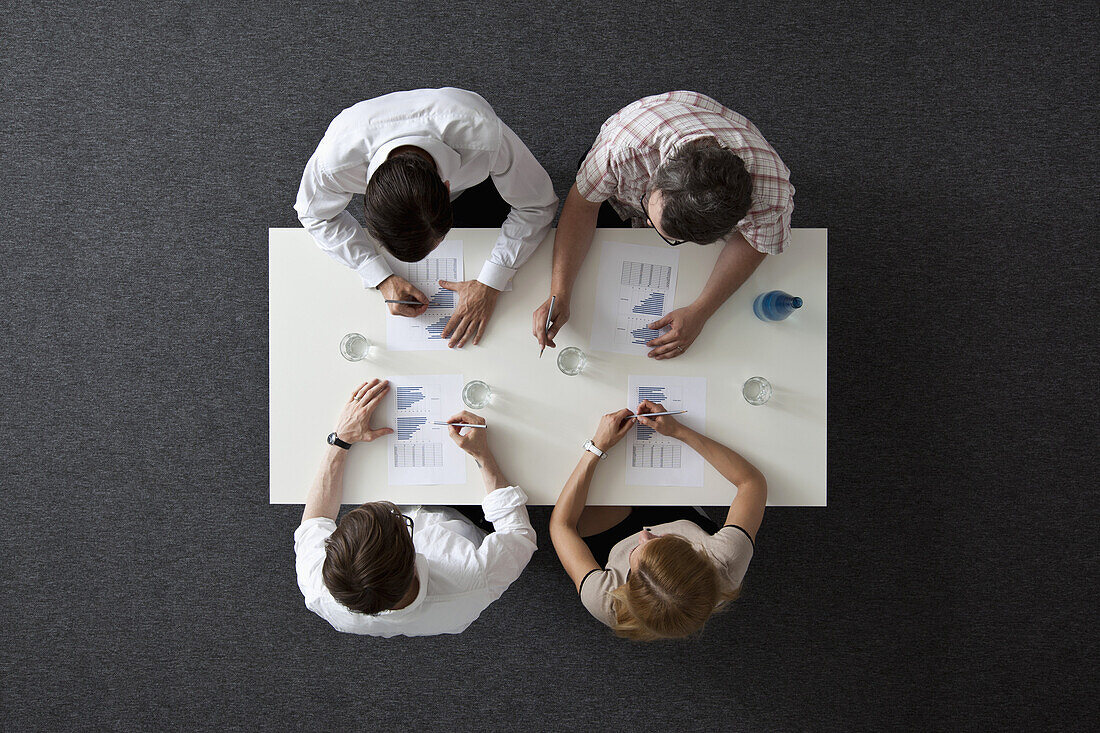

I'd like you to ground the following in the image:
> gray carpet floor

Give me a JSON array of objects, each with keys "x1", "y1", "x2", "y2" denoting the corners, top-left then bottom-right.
[{"x1": 2, "y1": 2, "x2": 1096, "y2": 730}]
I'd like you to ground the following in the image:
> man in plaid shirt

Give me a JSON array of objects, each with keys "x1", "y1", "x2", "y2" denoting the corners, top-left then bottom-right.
[{"x1": 531, "y1": 92, "x2": 794, "y2": 359}]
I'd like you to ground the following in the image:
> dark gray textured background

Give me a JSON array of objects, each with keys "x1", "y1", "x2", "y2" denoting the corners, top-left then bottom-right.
[{"x1": 2, "y1": 2, "x2": 1096, "y2": 730}]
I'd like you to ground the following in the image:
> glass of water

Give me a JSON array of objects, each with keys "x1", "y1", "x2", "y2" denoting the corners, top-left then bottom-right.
[
  {"x1": 742, "y1": 376, "x2": 772, "y2": 405},
  {"x1": 339, "y1": 333, "x2": 371, "y2": 361},
  {"x1": 557, "y1": 346, "x2": 587, "y2": 376},
  {"x1": 462, "y1": 380, "x2": 493, "y2": 409}
]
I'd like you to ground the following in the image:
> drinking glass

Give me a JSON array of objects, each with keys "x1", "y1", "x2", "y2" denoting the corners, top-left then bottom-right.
[
  {"x1": 742, "y1": 376, "x2": 772, "y2": 405},
  {"x1": 557, "y1": 346, "x2": 587, "y2": 376},
  {"x1": 462, "y1": 380, "x2": 492, "y2": 409},
  {"x1": 339, "y1": 333, "x2": 371, "y2": 361}
]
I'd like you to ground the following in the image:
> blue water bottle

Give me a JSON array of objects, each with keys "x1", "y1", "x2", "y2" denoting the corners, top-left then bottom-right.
[{"x1": 753, "y1": 290, "x2": 803, "y2": 321}]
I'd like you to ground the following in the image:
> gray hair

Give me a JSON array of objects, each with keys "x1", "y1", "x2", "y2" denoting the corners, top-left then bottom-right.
[{"x1": 650, "y1": 137, "x2": 753, "y2": 244}]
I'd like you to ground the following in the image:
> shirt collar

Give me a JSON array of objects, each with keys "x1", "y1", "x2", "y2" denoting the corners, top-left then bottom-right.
[
  {"x1": 370, "y1": 554, "x2": 430, "y2": 618},
  {"x1": 367, "y1": 136, "x2": 460, "y2": 186}
]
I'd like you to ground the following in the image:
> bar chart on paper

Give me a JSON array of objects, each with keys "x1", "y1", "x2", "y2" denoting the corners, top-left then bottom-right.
[
  {"x1": 386, "y1": 375, "x2": 466, "y2": 485},
  {"x1": 384, "y1": 239, "x2": 464, "y2": 350},
  {"x1": 393, "y1": 385, "x2": 442, "y2": 468},
  {"x1": 626, "y1": 376, "x2": 706, "y2": 487},
  {"x1": 591, "y1": 242, "x2": 679, "y2": 356},
  {"x1": 623, "y1": 261, "x2": 673, "y2": 347}
]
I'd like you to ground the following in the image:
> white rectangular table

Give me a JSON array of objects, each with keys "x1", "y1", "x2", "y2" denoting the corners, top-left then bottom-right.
[{"x1": 270, "y1": 227, "x2": 827, "y2": 506}]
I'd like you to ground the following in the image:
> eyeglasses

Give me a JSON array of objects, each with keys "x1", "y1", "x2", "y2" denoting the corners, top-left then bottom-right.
[
  {"x1": 640, "y1": 193, "x2": 686, "y2": 246},
  {"x1": 393, "y1": 510, "x2": 414, "y2": 537}
]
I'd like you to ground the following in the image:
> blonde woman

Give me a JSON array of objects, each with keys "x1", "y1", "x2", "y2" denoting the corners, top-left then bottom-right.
[{"x1": 549, "y1": 400, "x2": 767, "y2": 640}]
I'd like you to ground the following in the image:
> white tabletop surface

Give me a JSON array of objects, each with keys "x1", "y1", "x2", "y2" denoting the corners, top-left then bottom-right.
[{"x1": 269, "y1": 227, "x2": 827, "y2": 506}]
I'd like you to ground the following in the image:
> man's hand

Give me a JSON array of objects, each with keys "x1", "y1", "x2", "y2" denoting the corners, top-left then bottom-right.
[
  {"x1": 334, "y1": 379, "x2": 394, "y2": 443},
  {"x1": 378, "y1": 275, "x2": 429, "y2": 317},
  {"x1": 439, "y1": 279, "x2": 500, "y2": 348},
  {"x1": 445, "y1": 411, "x2": 491, "y2": 462},
  {"x1": 532, "y1": 295, "x2": 570, "y2": 350},
  {"x1": 645, "y1": 304, "x2": 708, "y2": 359},
  {"x1": 634, "y1": 399, "x2": 684, "y2": 438},
  {"x1": 591, "y1": 408, "x2": 635, "y2": 453}
]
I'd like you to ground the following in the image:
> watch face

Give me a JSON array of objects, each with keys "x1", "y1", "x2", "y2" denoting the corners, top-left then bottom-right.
[{"x1": 327, "y1": 432, "x2": 336, "y2": 445}]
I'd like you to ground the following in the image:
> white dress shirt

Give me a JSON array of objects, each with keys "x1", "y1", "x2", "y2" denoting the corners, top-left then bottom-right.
[
  {"x1": 294, "y1": 486, "x2": 537, "y2": 637},
  {"x1": 294, "y1": 88, "x2": 559, "y2": 291}
]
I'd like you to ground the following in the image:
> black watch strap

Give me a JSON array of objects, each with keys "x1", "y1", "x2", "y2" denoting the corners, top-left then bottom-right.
[{"x1": 327, "y1": 432, "x2": 352, "y2": 450}]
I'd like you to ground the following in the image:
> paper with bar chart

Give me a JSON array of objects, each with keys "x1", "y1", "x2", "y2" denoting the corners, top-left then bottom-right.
[
  {"x1": 383, "y1": 239, "x2": 464, "y2": 350},
  {"x1": 626, "y1": 375, "x2": 706, "y2": 487},
  {"x1": 383, "y1": 374, "x2": 466, "y2": 485},
  {"x1": 590, "y1": 241, "x2": 680, "y2": 356}
]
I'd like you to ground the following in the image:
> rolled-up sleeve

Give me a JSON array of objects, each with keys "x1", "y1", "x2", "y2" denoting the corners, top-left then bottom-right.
[
  {"x1": 293, "y1": 517, "x2": 338, "y2": 612},
  {"x1": 476, "y1": 485, "x2": 538, "y2": 597},
  {"x1": 479, "y1": 124, "x2": 558, "y2": 290},
  {"x1": 294, "y1": 156, "x2": 395, "y2": 288}
]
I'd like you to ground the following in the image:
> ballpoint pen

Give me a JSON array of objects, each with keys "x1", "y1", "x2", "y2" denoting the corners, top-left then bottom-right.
[
  {"x1": 630, "y1": 410, "x2": 688, "y2": 419},
  {"x1": 432, "y1": 421, "x2": 487, "y2": 429},
  {"x1": 385, "y1": 299, "x2": 426, "y2": 305},
  {"x1": 540, "y1": 295, "x2": 556, "y2": 359}
]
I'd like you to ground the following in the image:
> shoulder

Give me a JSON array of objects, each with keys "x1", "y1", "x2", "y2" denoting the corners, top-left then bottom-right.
[
  {"x1": 294, "y1": 517, "x2": 336, "y2": 553},
  {"x1": 433, "y1": 87, "x2": 497, "y2": 114},
  {"x1": 578, "y1": 568, "x2": 621, "y2": 628},
  {"x1": 703, "y1": 525, "x2": 756, "y2": 588},
  {"x1": 710, "y1": 524, "x2": 755, "y2": 553}
]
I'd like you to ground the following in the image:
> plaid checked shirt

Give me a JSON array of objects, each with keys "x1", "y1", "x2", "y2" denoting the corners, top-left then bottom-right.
[{"x1": 576, "y1": 91, "x2": 794, "y2": 254}]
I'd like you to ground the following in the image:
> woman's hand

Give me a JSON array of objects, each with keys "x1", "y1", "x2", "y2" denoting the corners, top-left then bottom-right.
[
  {"x1": 335, "y1": 379, "x2": 394, "y2": 443},
  {"x1": 635, "y1": 399, "x2": 683, "y2": 438},
  {"x1": 591, "y1": 408, "x2": 635, "y2": 452}
]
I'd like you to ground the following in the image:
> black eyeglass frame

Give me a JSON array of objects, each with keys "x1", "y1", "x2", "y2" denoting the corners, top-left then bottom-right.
[
  {"x1": 640, "y1": 193, "x2": 686, "y2": 246},
  {"x1": 393, "y1": 510, "x2": 414, "y2": 537}
]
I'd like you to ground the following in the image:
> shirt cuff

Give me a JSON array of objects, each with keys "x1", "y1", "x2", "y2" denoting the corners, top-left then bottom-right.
[
  {"x1": 358, "y1": 257, "x2": 395, "y2": 289},
  {"x1": 481, "y1": 485, "x2": 529, "y2": 522},
  {"x1": 476, "y1": 261, "x2": 516, "y2": 292}
]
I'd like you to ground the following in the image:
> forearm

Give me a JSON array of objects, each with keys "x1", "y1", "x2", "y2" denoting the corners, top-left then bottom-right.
[
  {"x1": 550, "y1": 452, "x2": 600, "y2": 529},
  {"x1": 690, "y1": 234, "x2": 766, "y2": 319},
  {"x1": 550, "y1": 185, "x2": 600, "y2": 297},
  {"x1": 474, "y1": 452, "x2": 511, "y2": 493},
  {"x1": 674, "y1": 425, "x2": 765, "y2": 492},
  {"x1": 302, "y1": 446, "x2": 349, "y2": 522}
]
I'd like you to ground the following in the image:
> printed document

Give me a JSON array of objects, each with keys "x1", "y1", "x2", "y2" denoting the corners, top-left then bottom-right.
[
  {"x1": 383, "y1": 239, "x2": 464, "y2": 350},
  {"x1": 382, "y1": 374, "x2": 466, "y2": 485},
  {"x1": 625, "y1": 375, "x2": 706, "y2": 487},
  {"x1": 590, "y1": 241, "x2": 679, "y2": 356}
]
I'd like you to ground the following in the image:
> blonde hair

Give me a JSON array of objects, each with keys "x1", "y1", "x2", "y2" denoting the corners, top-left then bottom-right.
[{"x1": 608, "y1": 534, "x2": 739, "y2": 641}]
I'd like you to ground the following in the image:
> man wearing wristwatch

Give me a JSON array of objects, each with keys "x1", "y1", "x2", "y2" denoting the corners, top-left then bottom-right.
[{"x1": 293, "y1": 378, "x2": 537, "y2": 636}]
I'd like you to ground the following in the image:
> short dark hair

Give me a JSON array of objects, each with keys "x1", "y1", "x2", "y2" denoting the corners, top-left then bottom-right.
[
  {"x1": 363, "y1": 153, "x2": 452, "y2": 262},
  {"x1": 322, "y1": 501, "x2": 416, "y2": 615},
  {"x1": 650, "y1": 137, "x2": 753, "y2": 245}
]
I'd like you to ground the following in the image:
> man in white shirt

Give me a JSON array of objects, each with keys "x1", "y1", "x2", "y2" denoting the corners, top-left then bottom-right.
[
  {"x1": 295, "y1": 88, "x2": 559, "y2": 349},
  {"x1": 294, "y1": 378, "x2": 537, "y2": 636}
]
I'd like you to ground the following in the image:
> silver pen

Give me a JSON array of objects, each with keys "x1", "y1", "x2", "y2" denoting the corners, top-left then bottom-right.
[
  {"x1": 540, "y1": 295, "x2": 556, "y2": 359},
  {"x1": 630, "y1": 410, "x2": 688, "y2": 419}
]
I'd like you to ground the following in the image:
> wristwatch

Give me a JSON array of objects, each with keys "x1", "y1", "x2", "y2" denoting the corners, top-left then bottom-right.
[
  {"x1": 583, "y1": 439, "x2": 607, "y2": 460},
  {"x1": 327, "y1": 432, "x2": 352, "y2": 450}
]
